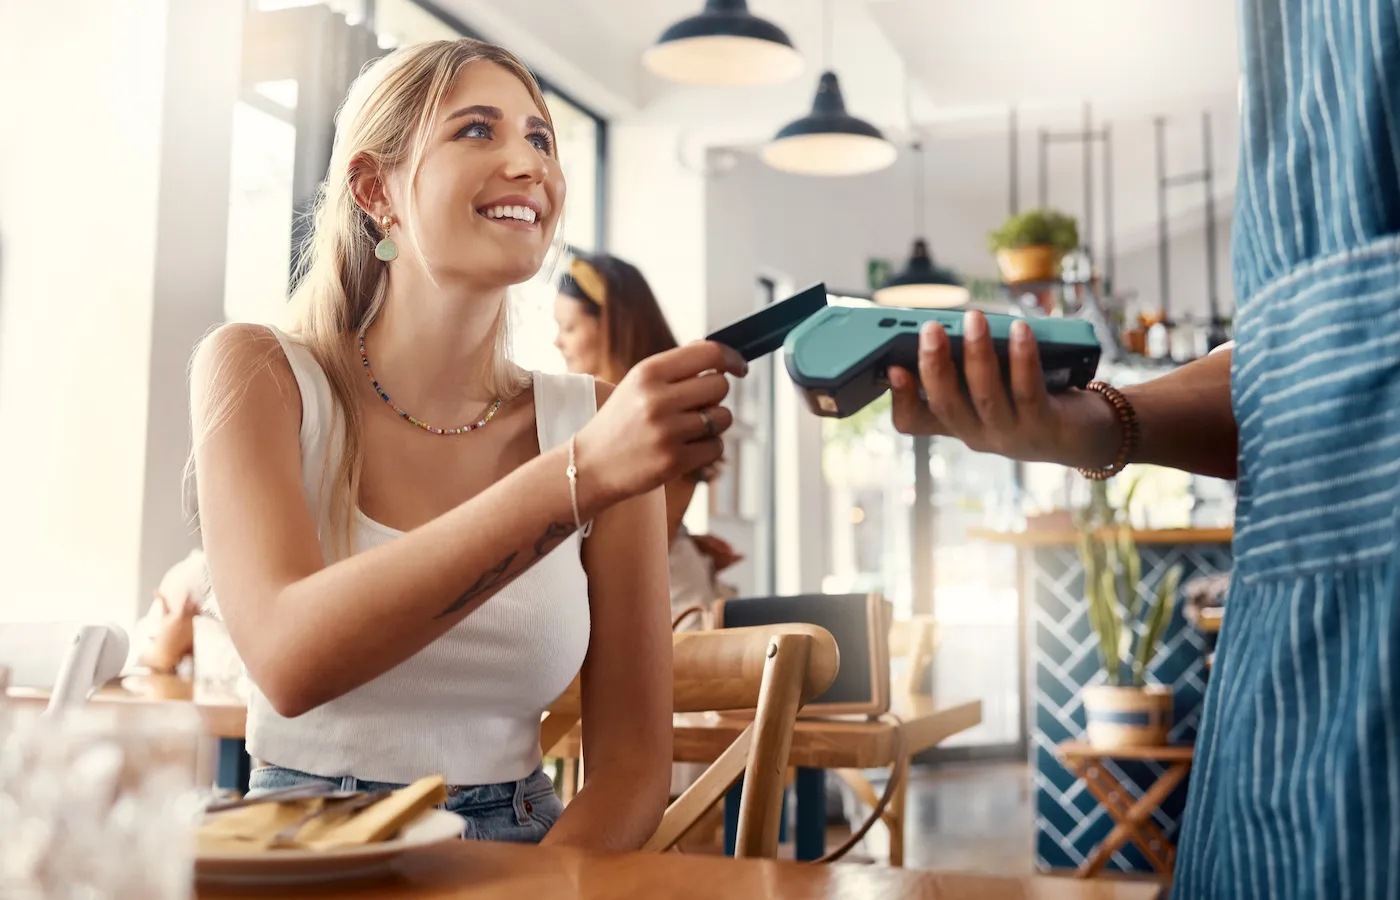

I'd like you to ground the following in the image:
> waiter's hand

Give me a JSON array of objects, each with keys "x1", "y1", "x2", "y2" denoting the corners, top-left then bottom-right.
[{"x1": 887, "y1": 310, "x2": 1119, "y2": 468}]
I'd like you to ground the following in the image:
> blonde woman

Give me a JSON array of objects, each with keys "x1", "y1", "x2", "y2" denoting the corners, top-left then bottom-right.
[{"x1": 190, "y1": 39, "x2": 743, "y2": 850}]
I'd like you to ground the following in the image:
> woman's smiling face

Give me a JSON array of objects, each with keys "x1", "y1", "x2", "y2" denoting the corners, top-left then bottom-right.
[{"x1": 384, "y1": 60, "x2": 566, "y2": 289}]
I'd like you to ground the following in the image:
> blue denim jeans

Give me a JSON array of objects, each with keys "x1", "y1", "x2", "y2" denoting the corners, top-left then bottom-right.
[{"x1": 246, "y1": 764, "x2": 563, "y2": 843}]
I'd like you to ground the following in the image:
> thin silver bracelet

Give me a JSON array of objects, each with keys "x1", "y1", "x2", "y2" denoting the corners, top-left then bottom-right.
[{"x1": 567, "y1": 435, "x2": 593, "y2": 538}]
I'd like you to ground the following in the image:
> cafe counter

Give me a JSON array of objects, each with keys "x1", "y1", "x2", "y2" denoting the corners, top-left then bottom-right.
[{"x1": 969, "y1": 525, "x2": 1232, "y2": 875}]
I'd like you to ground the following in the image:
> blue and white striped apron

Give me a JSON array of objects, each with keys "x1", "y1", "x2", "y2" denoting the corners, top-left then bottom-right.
[{"x1": 1173, "y1": 2, "x2": 1400, "y2": 896}]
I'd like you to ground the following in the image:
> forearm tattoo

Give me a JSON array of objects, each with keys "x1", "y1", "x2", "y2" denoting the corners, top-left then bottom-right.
[{"x1": 434, "y1": 521, "x2": 577, "y2": 619}]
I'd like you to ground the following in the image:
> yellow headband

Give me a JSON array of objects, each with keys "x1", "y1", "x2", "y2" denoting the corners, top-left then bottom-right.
[{"x1": 569, "y1": 257, "x2": 607, "y2": 307}]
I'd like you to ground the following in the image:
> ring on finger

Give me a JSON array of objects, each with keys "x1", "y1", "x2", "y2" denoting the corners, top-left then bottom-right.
[{"x1": 698, "y1": 408, "x2": 717, "y2": 439}]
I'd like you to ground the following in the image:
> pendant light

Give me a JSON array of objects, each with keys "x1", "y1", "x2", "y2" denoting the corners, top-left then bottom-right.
[
  {"x1": 643, "y1": 0, "x2": 803, "y2": 87},
  {"x1": 874, "y1": 140, "x2": 969, "y2": 308},
  {"x1": 761, "y1": 0, "x2": 896, "y2": 177}
]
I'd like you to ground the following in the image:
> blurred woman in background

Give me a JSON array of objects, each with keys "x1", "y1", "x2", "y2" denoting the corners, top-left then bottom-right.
[{"x1": 554, "y1": 254, "x2": 741, "y2": 630}]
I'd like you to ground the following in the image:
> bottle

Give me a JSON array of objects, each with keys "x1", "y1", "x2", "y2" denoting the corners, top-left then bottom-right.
[
  {"x1": 1171, "y1": 318, "x2": 1196, "y2": 363},
  {"x1": 1147, "y1": 321, "x2": 1171, "y2": 359}
]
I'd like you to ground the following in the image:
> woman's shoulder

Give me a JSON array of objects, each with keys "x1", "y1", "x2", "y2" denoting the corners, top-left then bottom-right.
[
  {"x1": 196, "y1": 321, "x2": 333, "y2": 384},
  {"x1": 191, "y1": 323, "x2": 299, "y2": 398},
  {"x1": 190, "y1": 322, "x2": 332, "y2": 449}
]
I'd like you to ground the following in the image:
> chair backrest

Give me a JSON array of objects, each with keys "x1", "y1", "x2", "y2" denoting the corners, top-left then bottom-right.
[
  {"x1": 0, "y1": 621, "x2": 129, "y2": 712},
  {"x1": 541, "y1": 623, "x2": 840, "y2": 859},
  {"x1": 714, "y1": 593, "x2": 890, "y2": 716}
]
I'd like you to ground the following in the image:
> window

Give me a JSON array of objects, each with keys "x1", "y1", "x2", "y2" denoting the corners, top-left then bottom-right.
[
  {"x1": 817, "y1": 294, "x2": 918, "y2": 615},
  {"x1": 924, "y1": 441, "x2": 1021, "y2": 748},
  {"x1": 509, "y1": 90, "x2": 601, "y2": 373},
  {"x1": 820, "y1": 399, "x2": 916, "y2": 614},
  {"x1": 223, "y1": 96, "x2": 296, "y2": 325},
  {"x1": 371, "y1": 0, "x2": 459, "y2": 45},
  {"x1": 544, "y1": 90, "x2": 600, "y2": 253},
  {"x1": 809, "y1": 291, "x2": 1023, "y2": 752},
  {"x1": 254, "y1": 0, "x2": 365, "y2": 18}
]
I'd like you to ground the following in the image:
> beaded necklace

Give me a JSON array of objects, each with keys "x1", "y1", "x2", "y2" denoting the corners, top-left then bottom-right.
[{"x1": 357, "y1": 324, "x2": 503, "y2": 435}]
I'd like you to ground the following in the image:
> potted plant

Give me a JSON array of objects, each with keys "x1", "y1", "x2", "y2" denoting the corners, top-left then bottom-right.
[
  {"x1": 986, "y1": 208, "x2": 1080, "y2": 284},
  {"x1": 1076, "y1": 479, "x2": 1183, "y2": 749}
]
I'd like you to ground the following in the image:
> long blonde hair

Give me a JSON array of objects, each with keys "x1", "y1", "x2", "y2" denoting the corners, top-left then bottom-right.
[{"x1": 200, "y1": 39, "x2": 558, "y2": 559}]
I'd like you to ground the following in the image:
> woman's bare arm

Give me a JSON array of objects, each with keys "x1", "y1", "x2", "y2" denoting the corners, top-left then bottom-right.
[
  {"x1": 662, "y1": 477, "x2": 697, "y2": 544},
  {"x1": 543, "y1": 385, "x2": 672, "y2": 849},
  {"x1": 193, "y1": 325, "x2": 737, "y2": 718}
]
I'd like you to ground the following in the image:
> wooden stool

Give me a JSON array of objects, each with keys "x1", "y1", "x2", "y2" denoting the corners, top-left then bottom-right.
[{"x1": 1057, "y1": 741, "x2": 1194, "y2": 878}]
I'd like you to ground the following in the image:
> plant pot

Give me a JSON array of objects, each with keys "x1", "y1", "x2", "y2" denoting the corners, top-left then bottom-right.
[
  {"x1": 1082, "y1": 684, "x2": 1173, "y2": 749},
  {"x1": 996, "y1": 245, "x2": 1060, "y2": 284}
]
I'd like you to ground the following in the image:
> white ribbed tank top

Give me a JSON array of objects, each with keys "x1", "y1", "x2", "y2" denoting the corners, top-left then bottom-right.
[{"x1": 247, "y1": 326, "x2": 594, "y2": 786}]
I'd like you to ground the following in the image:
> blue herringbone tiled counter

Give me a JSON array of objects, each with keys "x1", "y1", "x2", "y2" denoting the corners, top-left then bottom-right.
[{"x1": 980, "y1": 527, "x2": 1233, "y2": 875}]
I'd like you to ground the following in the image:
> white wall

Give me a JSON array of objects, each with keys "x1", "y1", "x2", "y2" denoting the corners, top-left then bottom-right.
[
  {"x1": 704, "y1": 118, "x2": 1238, "y2": 320},
  {"x1": 1113, "y1": 215, "x2": 1236, "y2": 322},
  {"x1": 138, "y1": 0, "x2": 245, "y2": 611},
  {"x1": 0, "y1": 1, "x2": 166, "y2": 623},
  {"x1": 0, "y1": 0, "x2": 241, "y2": 625},
  {"x1": 606, "y1": 124, "x2": 708, "y2": 343},
  {"x1": 706, "y1": 149, "x2": 1006, "y2": 322}
]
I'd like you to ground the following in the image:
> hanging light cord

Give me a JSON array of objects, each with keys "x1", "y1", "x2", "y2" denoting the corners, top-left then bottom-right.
[
  {"x1": 905, "y1": 74, "x2": 925, "y2": 236},
  {"x1": 822, "y1": 0, "x2": 832, "y2": 71},
  {"x1": 914, "y1": 141, "x2": 925, "y2": 237}
]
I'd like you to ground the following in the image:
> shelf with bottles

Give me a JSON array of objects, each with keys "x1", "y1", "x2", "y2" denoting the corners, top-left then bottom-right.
[{"x1": 973, "y1": 272, "x2": 1232, "y2": 378}]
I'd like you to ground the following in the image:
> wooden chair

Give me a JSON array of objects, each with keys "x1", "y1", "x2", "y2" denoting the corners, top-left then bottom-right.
[
  {"x1": 540, "y1": 623, "x2": 840, "y2": 859},
  {"x1": 0, "y1": 621, "x2": 129, "y2": 714},
  {"x1": 834, "y1": 615, "x2": 938, "y2": 867}
]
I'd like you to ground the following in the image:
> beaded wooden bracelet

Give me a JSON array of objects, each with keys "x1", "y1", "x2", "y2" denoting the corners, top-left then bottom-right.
[{"x1": 1076, "y1": 381, "x2": 1140, "y2": 481}]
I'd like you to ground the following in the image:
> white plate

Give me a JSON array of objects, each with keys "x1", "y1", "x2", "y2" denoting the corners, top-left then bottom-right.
[{"x1": 195, "y1": 808, "x2": 465, "y2": 887}]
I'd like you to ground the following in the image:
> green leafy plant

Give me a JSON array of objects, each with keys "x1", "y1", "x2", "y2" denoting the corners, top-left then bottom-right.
[
  {"x1": 986, "y1": 208, "x2": 1080, "y2": 256},
  {"x1": 1075, "y1": 478, "x2": 1182, "y2": 686},
  {"x1": 965, "y1": 276, "x2": 1006, "y2": 305}
]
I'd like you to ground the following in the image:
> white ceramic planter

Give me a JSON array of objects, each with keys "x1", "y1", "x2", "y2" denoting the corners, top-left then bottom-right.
[{"x1": 1083, "y1": 683, "x2": 1174, "y2": 749}]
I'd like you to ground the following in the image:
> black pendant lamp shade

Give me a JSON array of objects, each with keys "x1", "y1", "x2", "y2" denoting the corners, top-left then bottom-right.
[
  {"x1": 762, "y1": 71, "x2": 898, "y2": 176},
  {"x1": 643, "y1": 0, "x2": 803, "y2": 86},
  {"x1": 874, "y1": 239, "x2": 969, "y2": 308}
]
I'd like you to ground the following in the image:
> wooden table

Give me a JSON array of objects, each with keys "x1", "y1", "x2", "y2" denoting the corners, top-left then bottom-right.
[
  {"x1": 549, "y1": 695, "x2": 983, "y2": 862},
  {"x1": 5, "y1": 674, "x2": 251, "y2": 790},
  {"x1": 1057, "y1": 742, "x2": 1194, "y2": 879},
  {"x1": 196, "y1": 839, "x2": 1164, "y2": 900}
]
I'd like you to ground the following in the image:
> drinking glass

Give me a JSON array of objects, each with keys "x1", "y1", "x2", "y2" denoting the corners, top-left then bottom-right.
[
  {"x1": 192, "y1": 615, "x2": 247, "y2": 706},
  {"x1": 0, "y1": 702, "x2": 203, "y2": 899}
]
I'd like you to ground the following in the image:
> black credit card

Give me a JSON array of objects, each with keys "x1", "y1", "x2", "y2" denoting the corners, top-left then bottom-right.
[{"x1": 706, "y1": 282, "x2": 829, "y2": 362}]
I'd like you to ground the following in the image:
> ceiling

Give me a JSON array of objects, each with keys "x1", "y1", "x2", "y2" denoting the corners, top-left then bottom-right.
[
  {"x1": 869, "y1": 0, "x2": 1240, "y2": 110},
  {"x1": 439, "y1": 0, "x2": 1243, "y2": 252},
  {"x1": 454, "y1": 0, "x2": 1241, "y2": 121}
]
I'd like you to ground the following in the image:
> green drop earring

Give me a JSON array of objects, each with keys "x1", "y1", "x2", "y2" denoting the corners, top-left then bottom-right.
[{"x1": 374, "y1": 214, "x2": 398, "y2": 262}]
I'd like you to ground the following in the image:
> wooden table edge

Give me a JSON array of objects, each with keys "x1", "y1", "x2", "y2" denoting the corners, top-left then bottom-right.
[{"x1": 547, "y1": 698, "x2": 984, "y2": 770}]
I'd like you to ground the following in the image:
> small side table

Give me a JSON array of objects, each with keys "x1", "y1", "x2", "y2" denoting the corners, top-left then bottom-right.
[{"x1": 1057, "y1": 741, "x2": 1194, "y2": 878}]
